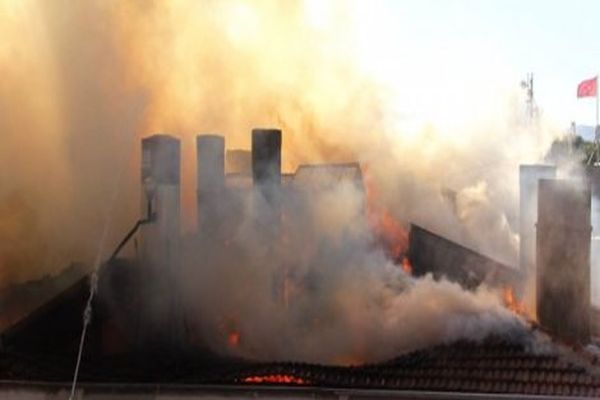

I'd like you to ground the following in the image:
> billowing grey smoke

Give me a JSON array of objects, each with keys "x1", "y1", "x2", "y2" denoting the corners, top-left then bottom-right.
[
  {"x1": 181, "y1": 178, "x2": 526, "y2": 365},
  {"x1": 0, "y1": 0, "x2": 560, "y2": 288},
  {"x1": 0, "y1": 0, "x2": 558, "y2": 365}
]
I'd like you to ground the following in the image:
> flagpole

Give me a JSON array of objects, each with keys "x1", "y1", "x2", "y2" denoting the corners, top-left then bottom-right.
[{"x1": 595, "y1": 75, "x2": 599, "y2": 164}]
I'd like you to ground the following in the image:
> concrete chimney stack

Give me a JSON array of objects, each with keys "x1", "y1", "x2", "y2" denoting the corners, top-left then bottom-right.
[
  {"x1": 251, "y1": 128, "x2": 282, "y2": 237},
  {"x1": 520, "y1": 165, "x2": 556, "y2": 274},
  {"x1": 196, "y1": 134, "x2": 225, "y2": 235},
  {"x1": 252, "y1": 128, "x2": 282, "y2": 190},
  {"x1": 141, "y1": 134, "x2": 181, "y2": 256},
  {"x1": 536, "y1": 179, "x2": 591, "y2": 343},
  {"x1": 139, "y1": 134, "x2": 182, "y2": 350},
  {"x1": 519, "y1": 165, "x2": 556, "y2": 310},
  {"x1": 586, "y1": 166, "x2": 600, "y2": 306}
]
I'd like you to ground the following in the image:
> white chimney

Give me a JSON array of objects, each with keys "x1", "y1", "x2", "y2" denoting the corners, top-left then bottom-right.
[{"x1": 139, "y1": 134, "x2": 183, "y2": 350}]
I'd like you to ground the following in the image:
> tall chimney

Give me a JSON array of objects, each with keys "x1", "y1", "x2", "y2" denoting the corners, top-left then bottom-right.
[
  {"x1": 139, "y1": 134, "x2": 183, "y2": 350},
  {"x1": 196, "y1": 134, "x2": 225, "y2": 235},
  {"x1": 586, "y1": 166, "x2": 600, "y2": 305},
  {"x1": 536, "y1": 178, "x2": 591, "y2": 343},
  {"x1": 252, "y1": 128, "x2": 282, "y2": 189},
  {"x1": 251, "y1": 128, "x2": 282, "y2": 237},
  {"x1": 519, "y1": 165, "x2": 556, "y2": 274}
]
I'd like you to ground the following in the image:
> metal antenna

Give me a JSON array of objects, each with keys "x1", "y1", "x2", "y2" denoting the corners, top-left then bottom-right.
[{"x1": 520, "y1": 73, "x2": 537, "y2": 123}]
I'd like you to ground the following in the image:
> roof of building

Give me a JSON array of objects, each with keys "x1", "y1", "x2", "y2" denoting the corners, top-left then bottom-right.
[
  {"x1": 0, "y1": 263, "x2": 85, "y2": 333},
  {"x1": 292, "y1": 163, "x2": 363, "y2": 189},
  {"x1": 408, "y1": 224, "x2": 522, "y2": 290},
  {"x1": 4, "y1": 332, "x2": 600, "y2": 398},
  {"x1": 3, "y1": 226, "x2": 600, "y2": 397},
  {"x1": 219, "y1": 334, "x2": 600, "y2": 398}
]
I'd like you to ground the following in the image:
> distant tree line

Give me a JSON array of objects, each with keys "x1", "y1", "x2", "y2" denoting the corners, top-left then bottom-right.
[{"x1": 545, "y1": 135, "x2": 595, "y2": 165}]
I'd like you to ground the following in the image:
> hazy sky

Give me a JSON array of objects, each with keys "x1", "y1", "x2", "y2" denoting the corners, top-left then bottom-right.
[{"x1": 351, "y1": 0, "x2": 600, "y2": 128}]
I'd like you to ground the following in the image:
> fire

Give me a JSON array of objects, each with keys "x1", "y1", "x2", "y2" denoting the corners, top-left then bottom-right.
[
  {"x1": 363, "y1": 165, "x2": 409, "y2": 261},
  {"x1": 243, "y1": 375, "x2": 307, "y2": 385},
  {"x1": 228, "y1": 331, "x2": 241, "y2": 347},
  {"x1": 502, "y1": 286, "x2": 527, "y2": 317},
  {"x1": 220, "y1": 316, "x2": 241, "y2": 348},
  {"x1": 401, "y1": 256, "x2": 413, "y2": 275}
]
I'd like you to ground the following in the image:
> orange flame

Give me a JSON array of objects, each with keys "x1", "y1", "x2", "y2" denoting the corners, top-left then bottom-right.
[
  {"x1": 228, "y1": 330, "x2": 240, "y2": 347},
  {"x1": 243, "y1": 375, "x2": 307, "y2": 385},
  {"x1": 502, "y1": 286, "x2": 527, "y2": 317},
  {"x1": 363, "y1": 165, "x2": 408, "y2": 261},
  {"x1": 401, "y1": 256, "x2": 413, "y2": 275}
]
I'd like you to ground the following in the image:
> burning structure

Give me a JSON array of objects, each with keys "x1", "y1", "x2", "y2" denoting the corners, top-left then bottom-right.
[
  {"x1": 3, "y1": 128, "x2": 600, "y2": 399},
  {"x1": 4, "y1": 1, "x2": 600, "y2": 398}
]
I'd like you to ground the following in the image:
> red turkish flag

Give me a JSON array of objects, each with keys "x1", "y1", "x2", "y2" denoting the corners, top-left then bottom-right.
[{"x1": 577, "y1": 76, "x2": 597, "y2": 98}]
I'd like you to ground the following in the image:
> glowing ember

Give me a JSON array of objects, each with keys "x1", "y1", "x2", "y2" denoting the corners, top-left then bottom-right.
[
  {"x1": 502, "y1": 287, "x2": 527, "y2": 317},
  {"x1": 401, "y1": 256, "x2": 413, "y2": 275},
  {"x1": 228, "y1": 331, "x2": 240, "y2": 347},
  {"x1": 363, "y1": 166, "x2": 409, "y2": 261},
  {"x1": 243, "y1": 375, "x2": 307, "y2": 385}
]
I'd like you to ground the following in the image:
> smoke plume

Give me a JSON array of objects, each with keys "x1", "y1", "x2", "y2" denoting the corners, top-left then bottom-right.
[
  {"x1": 0, "y1": 0, "x2": 562, "y2": 363},
  {"x1": 182, "y1": 180, "x2": 526, "y2": 364},
  {"x1": 0, "y1": 0, "x2": 559, "y2": 286}
]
